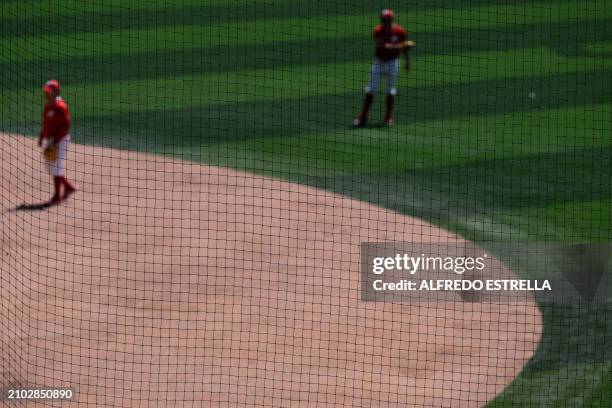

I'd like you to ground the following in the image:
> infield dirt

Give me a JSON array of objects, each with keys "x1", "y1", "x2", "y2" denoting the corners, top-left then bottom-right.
[{"x1": 0, "y1": 134, "x2": 542, "y2": 407}]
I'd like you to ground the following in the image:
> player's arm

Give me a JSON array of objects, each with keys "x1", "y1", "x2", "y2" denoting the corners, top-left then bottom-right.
[
  {"x1": 400, "y1": 39, "x2": 413, "y2": 71},
  {"x1": 403, "y1": 49, "x2": 412, "y2": 71},
  {"x1": 400, "y1": 31, "x2": 413, "y2": 72},
  {"x1": 384, "y1": 40, "x2": 415, "y2": 50}
]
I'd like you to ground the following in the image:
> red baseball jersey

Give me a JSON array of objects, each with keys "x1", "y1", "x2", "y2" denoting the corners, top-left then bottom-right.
[
  {"x1": 374, "y1": 23, "x2": 407, "y2": 61},
  {"x1": 41, "y1": 96, "x2": 70, "y2": 142}
]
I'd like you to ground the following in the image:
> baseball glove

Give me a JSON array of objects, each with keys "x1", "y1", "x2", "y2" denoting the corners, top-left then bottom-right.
[{"x1": 43, "y1": 143, "x2": 58, "y2": 161}]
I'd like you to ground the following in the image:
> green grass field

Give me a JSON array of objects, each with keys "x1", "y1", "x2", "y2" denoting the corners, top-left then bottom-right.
[{"x1": 1, "y1": 0, "x2": 611, "y2": 405}]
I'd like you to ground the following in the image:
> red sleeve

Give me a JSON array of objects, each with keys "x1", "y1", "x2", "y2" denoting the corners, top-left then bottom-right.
[{"x1": 373, "y1": 24, "x2": 383, "y2": 38}]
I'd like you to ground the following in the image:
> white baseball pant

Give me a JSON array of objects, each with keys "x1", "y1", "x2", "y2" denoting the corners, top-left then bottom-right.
[
  {"x1": 365, "y1": 58, "x2": 400, "y2": 95},
  {"x1": 44, "y1": 134, "x2": 70, "y2": 176}
]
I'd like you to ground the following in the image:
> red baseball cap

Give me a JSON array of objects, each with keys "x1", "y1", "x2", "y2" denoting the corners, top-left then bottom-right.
[
  {"x1": 381, "y1": 9, "x2": 394, "y2": 20},
  {"x1": 43, "y1": 79, "x2": 60, "y2": 94}
]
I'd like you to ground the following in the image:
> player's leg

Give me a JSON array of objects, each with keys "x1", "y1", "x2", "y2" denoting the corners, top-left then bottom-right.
[
  {"x1": 354, "y1": 60, "x2": 381, "y2": 127},
  {"x1": 56, "y1": 135, "x2": 76, "y2": 200},
  {"x1": 49, "y1": 170, "x2": 62, "y2": 204},
  {"x1": 41, "y1": 139, "x2": 61, "y2": 203},
  {"x1": 384, "y1": 59, "x2": 400, "y2": 126}
]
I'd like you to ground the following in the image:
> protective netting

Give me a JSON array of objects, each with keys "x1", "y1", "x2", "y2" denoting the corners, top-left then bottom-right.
[{"x1": 1, "y1": 1, "x2": 610, "y2": 406}]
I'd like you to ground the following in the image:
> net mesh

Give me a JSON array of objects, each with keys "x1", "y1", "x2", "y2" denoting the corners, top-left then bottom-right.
[{"x1": 1, "y1": 0, "x2": 610, "y2": 406}]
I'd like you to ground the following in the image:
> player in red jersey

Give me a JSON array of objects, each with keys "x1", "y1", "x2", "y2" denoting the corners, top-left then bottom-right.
[
  {"x1": 354, "y1": 9, "x2": 414, "y2": 127},
  {"x1": 38, "y1": 80, "x2": 76, "y2": 205}
]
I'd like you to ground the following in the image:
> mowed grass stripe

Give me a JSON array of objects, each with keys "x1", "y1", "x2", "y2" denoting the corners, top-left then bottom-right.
[
  {"x1": 2, "y1": 0, "x2": 607, "y2": 63},
  {"x1": 0, "y1": 0, "x2": 425, "y2": 21},
  {"x1": 503, "y1": 199, "x2": 612, "y2": 241},
  {"x1": 0, "y1": 0, "x2": 328, "y2": 40},
  {"x1": 193, "y1": 104, "x2": 612, "y2": 176},
  {"x1": 287, "y1": 147, "x2": 612, "y2": 244},
  {"x1": 0, "y1": 0, "x2": 564, "y2": 17},
  {"x1": 583, "y1": 41, "x2": 612, "y2": 53},
  {"x1": 1, "y1": 18, "x2": 610, "y2": 91},
  {"x1": 56, "y1": 71, "x2": 610, "y2": 149},
  {"x1": 0, "y1": 0, "x2": 544, "y2": 40},
  {"x1": 2, "y1": 48, "x2": 609, "y2": 122},
  {"x1": 0, "y1": 0, "x2": 279, "y2": 19}
]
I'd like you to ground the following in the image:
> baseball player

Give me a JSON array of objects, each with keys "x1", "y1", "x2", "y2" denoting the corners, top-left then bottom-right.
[
  {"x1": 38, "y1": 79, "x2": 76, "y2": 205},
  {"x1": 354, "y1": 9, "x2": 414, "y2": 127}
]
